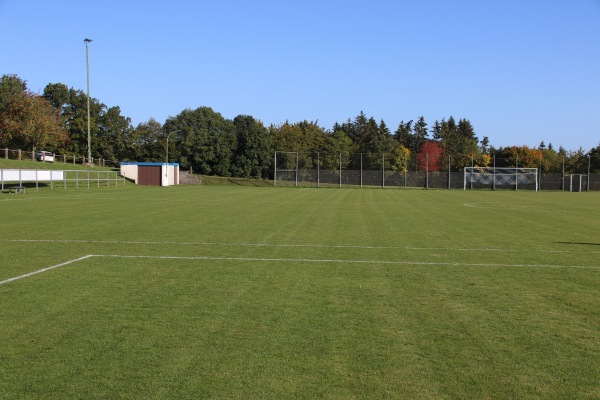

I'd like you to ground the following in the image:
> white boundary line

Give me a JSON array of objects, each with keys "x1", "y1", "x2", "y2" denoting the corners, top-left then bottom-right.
[
  {"x1": 2, "y1": 238, "x2": 597, "y2": 254},
  {"x1": 463, "y1": 202, "x2": 595, "y2": 214},
  {"x1": 1, "y1": 254, "x2": 598, "y2": 286},
  {"x1": 0, "y1": 255, "x2": 94, "y2": 285},
  {"x1": 98, "y1": 254, "x2": 600, "y2": 269}
]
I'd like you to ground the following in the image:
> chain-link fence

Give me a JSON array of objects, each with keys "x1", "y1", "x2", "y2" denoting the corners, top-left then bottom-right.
[{"x1": 274, "y1": 151, "x2": 599, "y2": 191}]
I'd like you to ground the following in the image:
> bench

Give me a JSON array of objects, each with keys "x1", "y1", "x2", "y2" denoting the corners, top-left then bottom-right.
[{"x1": 8, "y1": 186, "x2": 25, "y2": 194}]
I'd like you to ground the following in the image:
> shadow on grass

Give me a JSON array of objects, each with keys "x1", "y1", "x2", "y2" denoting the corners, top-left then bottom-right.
[
  {"x1": 1, "y1": 182, "x2": 51, "y2": 194},
  {"x1": 555, "y1": 242, "x2": 600, "y2": 246}
]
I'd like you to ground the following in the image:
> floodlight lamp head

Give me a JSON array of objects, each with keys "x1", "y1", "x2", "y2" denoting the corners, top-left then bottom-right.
[{"x1": 84, "y1": 38, "x2": 92, "y2": 43}]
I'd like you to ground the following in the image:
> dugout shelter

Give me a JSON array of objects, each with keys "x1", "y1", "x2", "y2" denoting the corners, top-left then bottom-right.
[{"x1": 120, "y1": 162, "x2": 179, "y2": 186}]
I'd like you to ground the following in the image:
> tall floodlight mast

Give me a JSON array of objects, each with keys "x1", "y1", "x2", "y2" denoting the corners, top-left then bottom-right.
[{"x1": 84, "y1": 38, "x2": 92, "y2": 165}]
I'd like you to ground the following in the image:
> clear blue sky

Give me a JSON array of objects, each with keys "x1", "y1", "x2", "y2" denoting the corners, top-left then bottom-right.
[{"x1": 1, "y1": 0, "x2": 599, "y2": 151}]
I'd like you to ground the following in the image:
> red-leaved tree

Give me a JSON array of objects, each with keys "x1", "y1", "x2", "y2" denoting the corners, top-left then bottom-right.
[{"x1": 417, "y1": 141, "x2": 444, "y2": 171}]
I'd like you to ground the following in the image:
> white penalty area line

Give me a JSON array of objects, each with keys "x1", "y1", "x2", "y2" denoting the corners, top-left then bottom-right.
[
  {"x1": 2, "y1": 238, "x2": 596, "y2": 254},
  {"x1": 101, "y1": 254, "x2": 600, "y2": 270},
  {"x1": 1, "y1": 254, "x2": 598, "y2": 286},
  {"x1": 0, "y1": 255, "x2": 94, "y2": 285}
]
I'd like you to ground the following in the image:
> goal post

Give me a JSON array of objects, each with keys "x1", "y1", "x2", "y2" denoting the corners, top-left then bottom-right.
[{"x1": 464, "y1": 167, "x2": 538, "y2": 191}]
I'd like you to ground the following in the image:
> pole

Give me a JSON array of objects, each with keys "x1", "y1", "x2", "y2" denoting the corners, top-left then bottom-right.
[
  {"x1": 317, "y1": 152, "x2": 320, "y2": 188},
  {"x1": 539, "y1": 155, "x2": 542, "y2": 191},
  {"x1": 588, "y1": 155, "x2": 591, "y2": 191},
  {"x1": 84, "y1": 39, "x2": 92, "y2": 165},
  {"x1": 493, "y1": 154, "x2": 496, "y2": 190},
  {"x1": 360, "y1": 153, "x2": 363, "y2": 188},
  {"x1": 426, "y1": 153, "x2": 429, "y2": 189},
  {"x1": 515, "y1": 154, "x2": 519, "y2": 190},
  {"x1": 165, "y1": 130, "x2": 181, "y2": 186},
  {"x1": 295, "y1": 152, "x2": 299, "y2": 187},
  {"x1": 471, "y1": 155, "x2": 474, "y2": 190},
  {"x1": 448, "y1": 156, "x2": 451, "y2": 190},
  {"x1": 562, "y1": 157, "x2": 565, "y2": 191},
  {"x1": 382, "y1": 153, "x2": 385, "y2": 188},
  {"x1": 274, "y1": 152, "x2": 277, "y2": 187},
  {"x1": 339, "y1": 152, "x2": 342, "y2": 188}
]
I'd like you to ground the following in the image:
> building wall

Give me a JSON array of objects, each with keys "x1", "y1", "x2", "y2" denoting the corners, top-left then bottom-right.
[
  {"x1": 120, "y1": 164, "x2": 138, "y2": 184},
  {"x1": 164, "y1": 165, "x2": 179, "y2": 186}
]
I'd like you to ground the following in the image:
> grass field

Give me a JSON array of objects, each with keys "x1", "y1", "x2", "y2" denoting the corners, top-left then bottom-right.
[{"x1": 0, "y1": 184, "x2": 598, "y2": 399}]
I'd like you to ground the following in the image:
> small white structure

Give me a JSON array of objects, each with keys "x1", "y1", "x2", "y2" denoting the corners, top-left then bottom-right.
[
  {"x1": 120, "y1": 162, "x2": 179, "y2": 186},
  {"x1": 1, "y1": 169, "x2": 64, "y2": 191},
  {"x1": 1, "y1": 169, "x2": 64, "y2": 182}
]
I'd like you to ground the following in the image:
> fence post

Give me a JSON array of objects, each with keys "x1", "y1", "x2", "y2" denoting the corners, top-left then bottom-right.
[
  {"x1": 448, "y1": 157, "x2": 451, "y2": 190},
  {"x1": 470, "y1": 156, "x2": 474, "y2": 190},
  {"x1": 426, "y1": 153, "x2": 429, "y2": 189},
  {"x1": 562, "y1": 157, "x2": 565, "y2": 191},
  {"x1": 18, "y1": 149, "x2": 21, "y2": 160},
  {"x1": 360, "y1": 153, "x2": 363, "y2": 188},
  {"x1": 273, "y1": 151, "x2": 277, "y2": 187},
  {"x1": 539, "y1": 155, "x2": 542, "y2": 191},
  {"x1": 588, "y1": 155, "x2": 591, "y2": 192},
  {"x1": 493, "y1": 154, "x2": 496, "y2": 190},
  {"x1": 295, "y1": 152, "x2": 298, "y2": 187},
  {"x1": 382, "y1": 153, "x2": 385, "y2": 188},
  {"x1": 515, "y1": 154, "x2": 519, "y2": 190},
  {"x1": 317, "y1": 152, "x2": 320, "y2": 188},
  {"x1": 4, "y1": 148, "x2": 7, "y2": 159},
  {"x1": 339, "y1": 152, "x2": 342, "y2": 188}
]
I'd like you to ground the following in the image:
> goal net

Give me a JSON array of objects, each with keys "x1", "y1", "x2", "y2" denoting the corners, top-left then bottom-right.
[{"x1": 464, "y1": 167, "x2": 538, "y2": 190}]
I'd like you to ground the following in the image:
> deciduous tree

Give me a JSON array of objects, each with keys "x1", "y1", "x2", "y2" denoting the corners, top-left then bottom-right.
[
  {"x1": 166, "y1": 107, "x2": 235, "y2": 176},
  {"x1": 0, "y1": 75, "x2": 68, "y2": 151},
  {"x1": 588, "y1": 143, "x2": 600, "y2": 173},
  {"x1": 417, "y1": 141, "x2": 444, "y2": 171},
  {"x1": 232, "y1": 115, "x2": 272, "y2": 178},
  {"x1": 320, "y1": 130, "x2": 354, "y2": 170},
  {"x1": 130, "y1": 118, "x2": 164, "y2": 161},
  {"x1": 388, "y1": 144, "x2": 411, "y2": 172}
]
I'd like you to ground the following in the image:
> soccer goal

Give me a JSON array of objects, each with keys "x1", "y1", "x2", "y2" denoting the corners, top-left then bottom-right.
[{"x1": 464, "y1": 167, "x2": 538, "y2": 191}]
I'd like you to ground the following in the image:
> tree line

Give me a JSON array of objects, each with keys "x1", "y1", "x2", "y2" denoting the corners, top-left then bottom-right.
[{"x1": 1, "y1": 74, "x2": 598, "y2": 176}]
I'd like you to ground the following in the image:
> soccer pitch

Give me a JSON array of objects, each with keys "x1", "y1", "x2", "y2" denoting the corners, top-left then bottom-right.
[{"x1": 1, "y1": 186, "x2": 598, "y2": 399}]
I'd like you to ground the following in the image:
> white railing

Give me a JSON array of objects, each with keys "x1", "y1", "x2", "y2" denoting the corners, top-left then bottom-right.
[{"x1": 1, "y1": 169, "x2": 126, "y2": 192}]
